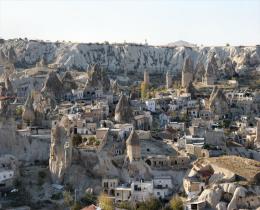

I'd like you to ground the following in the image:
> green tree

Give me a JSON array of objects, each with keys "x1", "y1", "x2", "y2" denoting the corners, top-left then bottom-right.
[
  {"x1": 170, "y1": 196, "x2": 183, "y2": 210},
  {"x1": 80, "y1": 192, "x2": 97, "y2": 206},
  {"x1": 72, "y1": 134, "x2": 82, "y2": 146},
  {"x1": 15, "y1": 106, "x2": 23, "y2": 117},
  {"x1": 88, "y1": 136, "x2": 96, "y2": 145},
  {"x1": 141, "y1": 81, "x2": 149, "y2": 99},
  {"x1": 98, "y1": 193, "x2": 114, "y2": 210}
]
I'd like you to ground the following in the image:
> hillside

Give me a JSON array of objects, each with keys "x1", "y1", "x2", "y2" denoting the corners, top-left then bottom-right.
[{"x1": 0, "y1": 39, "x2": 260, "y2": 75}]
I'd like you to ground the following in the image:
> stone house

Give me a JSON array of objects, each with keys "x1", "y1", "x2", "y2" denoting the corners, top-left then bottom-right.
[
  {"x1": 153, "y1": 176, "x2": 173, "y2": 199},
  {"x1": 131, "y1": 180, "x2": 154, "y2": 202},
  {"x1": 145, "y1": 99, "x2": 156, "y2": 112},
  {"x1": 115, "y1": 185, "x2": 132, "y2": 202},
  {"x1": 102, "y1": 177, "x2": 119, "y2": 196}
]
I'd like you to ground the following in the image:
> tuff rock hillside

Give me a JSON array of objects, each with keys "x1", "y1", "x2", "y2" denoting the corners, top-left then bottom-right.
[{"x1": 0, "y1": 38, "x2": 260, "y2": 75}]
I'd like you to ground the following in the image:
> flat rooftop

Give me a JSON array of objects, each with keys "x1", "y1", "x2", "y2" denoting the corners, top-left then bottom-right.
[{"x1": 140, "y1": 139, "x2": 177, "y2": 156}]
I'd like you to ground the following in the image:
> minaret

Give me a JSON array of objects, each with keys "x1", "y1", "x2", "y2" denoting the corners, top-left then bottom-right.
[
  {"x1": 144, "y1": 70, "x2": 150, "y2": 85},
  {"x1": 166, "y1": 71, "x2": 172, "y2": 89}
]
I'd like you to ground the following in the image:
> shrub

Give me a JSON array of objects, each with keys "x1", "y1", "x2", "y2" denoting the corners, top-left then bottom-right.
[
  {"x1": 95, "y1": 140, "x2": 100, "y2": 146},
  {"x1": 63, "y1": 191, "x2": 74, "y2": 206},
  {"x1": 80, "y1": 192, "x2": 97, "y2": 206},
  {"x1": 71, "y1": 202, "x2": 82, "y2": 210},
  {"x1": 116, "y1": 201, "x2": 134, "y2": 210},
  {"x1": 137, "y1": 197, "x2": 162, "y2": 210},
  {"x1": 72, "y1": 134, "x2": 83, "y2": 146},
  {"x1": 88, "y1": 136, "x2": 96, "y2": 145},
  {"x1": 51, "y1": 192, "x2": 63, "y2": 200},
  {"x1": 170, "y1": 196, "x2": 183, "y2": 210},
  {"x1": 98, "y1": 193, "x2": 114, "y2": 210}
]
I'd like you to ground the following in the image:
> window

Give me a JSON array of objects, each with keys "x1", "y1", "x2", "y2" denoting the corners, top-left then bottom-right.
[{"x1": 157, "y1": 192, "x2": 160, "y2": 195}]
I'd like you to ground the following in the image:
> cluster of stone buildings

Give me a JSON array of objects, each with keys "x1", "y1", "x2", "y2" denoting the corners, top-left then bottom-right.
[{"x1": 0, "y1": 54, "x2": 260, "y2": 210}]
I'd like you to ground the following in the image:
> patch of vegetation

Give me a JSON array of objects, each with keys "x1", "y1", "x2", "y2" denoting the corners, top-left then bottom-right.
[
  {"x1": 116, "y1": 201, "x2": 135, "y2": 210},
  {"x1": 169, "y1": 196, "x2": 184, "y2": 210},
  {"x1": 72, "y1": 134, "x2": 83, "y2": 146},
  {"x1": 63, "y1": 191, "x2": 74, "y2": 206},
  {"x1": 98, "y1": 193, "x2": 114, "y2": 210},
  {"x1": 80, "y1": 192, "x2": 97, "y2": 206},
  {"x1": 51, "y1": 192, "x2": 63, "y2": 200},
  {"x1": 136, "y1": 197, "x2": 162, "y2": 210}
]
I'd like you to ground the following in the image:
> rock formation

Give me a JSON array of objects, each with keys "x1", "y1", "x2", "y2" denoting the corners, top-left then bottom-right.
[
  {"x1": 0, "y1": 79, "x2": 13, "y2": 117},
  {"x1": 221, "y1": 57, "x2": 236, "y2": 78},
  {"x1": 49, "y1": 116, "x2": 72, "y2": 183},
  {"x1": 41, "y1": 71, "x2": 64, "y2": 100},
  {"x1": 22, "y1": 93, "x2": 35, "y2": 125},
  {"x1": 208, "y1": 87, "x2": 229, "y2": 117},
  {"x1": 4, "y1": 75, "x2": 14, "y2": 97},
  {"x1": 61, "y1": 71, "x2": 77, "y2": 93},
  {"x1": 84, "y1": 64, "x2": 110, "y2": 93},
  {"x1": 114, "y1": 94, "x2": 133, "y2": 123},
  {"x1": 203, "y1": 54, "x2": 218, "y2": 85},
  {"x1": 126, "y1": 129, "x2": 141, "y2": 163},
  {"x1": 1, "y1": 39, "x2": 259, "y2": 77},
  {"x1": 194, "y1": 61, "x2": 205, "y2": 82},
  {"x1": 181, "y1": 57, "x2": 193, "y2": 88}
]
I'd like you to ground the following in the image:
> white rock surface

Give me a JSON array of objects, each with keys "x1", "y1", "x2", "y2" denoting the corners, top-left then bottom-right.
[{"x1": 1, "y1": 39, "x2": 260, "y2": 75}]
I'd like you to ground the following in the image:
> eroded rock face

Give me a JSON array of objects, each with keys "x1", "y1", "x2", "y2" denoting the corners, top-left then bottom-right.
[
  {"x1": 1, "y1": 39, "x2": 260, "y2": 76},
  {"x1": 22, "y1": 93, "x2": 35, "y2": 124},
  {"x1": 41, "y1": 71, "x2": 64, "y2": 100},
  {"x1": 4, "y1": 76, "x2": 14, "y2": 97},
  {"x1": 61, "y1": 71, "x2": 77, "y2": 93},
  {"x1": 114, "y1": 94, "x2": 133, "y2": 123},
  {"x1": 84, "y1": 64, "x2": 110, "y2": 93},
  {"x1": 194, "y1": 61, "x2": 205, "y2": 82},
  {"x1": 49, "y1": 116, "x2": 72, "y2": 183},
  {"x1": 0, "y1": 118, "x2": 50, "y2": 162},
  {"x1": 182, "y1": 56, "x2": 194, "y2": 88},
  {"x1": 209, "y1": 87, "x2": 229, "y2": 117},
  {"x1": 198, "y1": 183, "x2": 260, "y2": 210},
  {"x1": 221, "y1": 57, "x2": 236, "y2": 78}
]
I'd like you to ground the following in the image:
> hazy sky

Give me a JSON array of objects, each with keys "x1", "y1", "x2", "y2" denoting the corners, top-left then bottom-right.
[{"x1": 0, "y1": 0, "x2": 260, "y2": 46}]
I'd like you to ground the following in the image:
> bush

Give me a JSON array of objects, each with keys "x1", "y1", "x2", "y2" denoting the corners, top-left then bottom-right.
[
  {"x1": 116, "y1": 201, "x2": 134, "y2": 210},
  {"x1": 170, "y1": 196, "x2": 183, "y2": 210},
  {"x1": 98, "y1": 193, "x2": 114, "y2": 210},
  {"x1": 63, "y1": 191, "x2": 74, "y2": 206},
  {"x1": 71, "y1": 202, "x2": 82, "y2": 210},
  {"x1": 72, "y1": 134, "x2": 83, "y2": 146},
  {"x1": 51, "y1": 192, "x2": 63, "y2": 200},
  {"x1": 88, "y1": 136, "x2": 96, "y2": 145},
  {"x1": 80, "y1": 192, "x2": 97, "y2": 206},
  {"x1": 95, "y1": 140, "x2": 100, "y2": 146},
  {"x1": 137, "y1": 197, "x2": 162, "y2": 210}
]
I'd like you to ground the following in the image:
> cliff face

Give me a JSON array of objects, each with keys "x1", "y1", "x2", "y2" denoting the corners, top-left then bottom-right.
[
  {"x1": 0, "y1": 118, "x2": 50, "y2": 162},
  {"x1": 49, "y1": 117, "x2": 72, "y2": 184},
  {"x1": 1, "y1": 39, "x2": 260, "y2": 75}
]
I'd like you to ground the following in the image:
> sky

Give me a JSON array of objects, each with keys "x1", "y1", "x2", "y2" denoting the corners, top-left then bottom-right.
[{"x1": 0, "y1": 0, "x2": 260, "y2": 46}]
